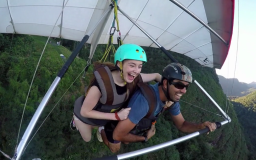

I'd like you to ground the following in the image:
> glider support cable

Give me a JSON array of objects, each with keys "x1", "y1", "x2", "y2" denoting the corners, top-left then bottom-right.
[
  {"x1": 226, "y1": 0, "x2": 239, "y2": 114},
  {"x1": 14, "y1": 0, "x2": 72, "y2": 152},
  {"x1": 12, "y1": 5, "x2": 113, "y2": 160},
  {"x1": 6, "y1": 0, "x2": 16, "y2": 33},
  {"x1": 59, "y1": 0, "x2": 65, "y2": 40},
  {"x1": 117, "y1": 6, "x2": 178, "y2": 63},
  {"x1": 194, "y1": 80, "x2": 231, "y2": 122},
  {"x1": 23, "y1": 65, "x2": 88, "y2": 152},
  {"x1": 169, "y1": 0, "x2": 228, "y2": 46},
  {"x1": 179, "y1": 100, "x2": 224, "y2": 118}
]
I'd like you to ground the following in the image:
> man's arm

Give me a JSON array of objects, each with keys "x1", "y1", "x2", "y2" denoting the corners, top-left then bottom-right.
[
  {"x1": 113, "y1": 88, "x2": 156, "y2": 142},
  {"x1": 113, "y1": 118, "x2": 146, "y2": 142},
  {"x1": 171, "y1": 113, "x2": 216, "y2": 133}
]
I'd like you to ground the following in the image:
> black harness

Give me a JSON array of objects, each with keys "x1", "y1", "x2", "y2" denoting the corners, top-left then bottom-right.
[{"x1": 73, "y1": 65, "x2": 142, "y2": 126}]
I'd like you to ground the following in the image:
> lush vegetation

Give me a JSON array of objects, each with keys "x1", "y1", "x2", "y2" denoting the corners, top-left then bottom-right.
[
  {"x1": 0, "y1": 34, "x2": 250, "y2": 160},
  {"x1": 232, "y1": 91, "x2": 256, "y2": 159}
]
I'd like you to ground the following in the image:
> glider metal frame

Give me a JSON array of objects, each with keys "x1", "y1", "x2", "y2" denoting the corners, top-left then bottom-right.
[
  {"x1": 12, "y1": 1, "x2": 231, "y2": 160},
  {"x1": 169, "y1": 0, "x2": 228, "y2": 45}
]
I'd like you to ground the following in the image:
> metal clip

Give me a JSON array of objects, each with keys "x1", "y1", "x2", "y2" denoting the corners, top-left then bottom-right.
[{"x1": 110, "y1": 27, "x2": 116, "y2": 35}]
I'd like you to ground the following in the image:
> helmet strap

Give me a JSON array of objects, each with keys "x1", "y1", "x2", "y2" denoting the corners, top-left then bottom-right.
[
  {"x1": 119, "y1": 61, "x2": 126, "y2": 85},
  {"x1": 162, "y1": 80, "x2": 173, "y2": 102}
]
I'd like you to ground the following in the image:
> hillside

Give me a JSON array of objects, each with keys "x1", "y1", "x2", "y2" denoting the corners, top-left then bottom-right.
[
  {"x1": 232, "y1": 91, "x2": 256, "y2": 159},
  {"x1": 0, "y1": 34, "x2": 249, "y2": 160},
  {"x1": 218, "y1": 75, "x2": 256, "y2": 97}
]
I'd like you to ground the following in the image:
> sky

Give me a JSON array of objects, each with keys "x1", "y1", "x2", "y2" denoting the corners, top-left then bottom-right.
[{"x1": 216, "y1": 0, "x2": 256, "y2": 84}]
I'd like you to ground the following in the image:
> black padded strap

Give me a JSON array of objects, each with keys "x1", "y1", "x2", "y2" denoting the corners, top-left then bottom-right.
[{"x1": 94, "y1": 66, "x2": 114, "y2": 105}]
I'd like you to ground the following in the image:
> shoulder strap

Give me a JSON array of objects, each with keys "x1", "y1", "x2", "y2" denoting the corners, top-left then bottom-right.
[
  {"x1": 137, "y1": 82, "x2": 157, "y2": 118},
  {"x1": 94, "y1": 65, "x2": 126, "y2": 105},
  {"x1": 94, "y1": 65, "x2": 115, "y2": 105}
]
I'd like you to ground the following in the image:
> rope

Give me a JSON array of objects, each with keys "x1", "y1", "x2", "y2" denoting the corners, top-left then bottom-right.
[
  {"x1": 15, "y1": 0, "x2": 71, "y2": 152},
  {"x1": 100, "y1": 0, "x2": 122, "y2": 63},
  {"x1": 113, "y1": 0, "x2": 120, "y2": 31},
  {"x1": 100, "y1": 34, "x2": 116, "y2": 62},
  {"x1": 114, "y1": 0, "x2": 123, "y2": 46}
]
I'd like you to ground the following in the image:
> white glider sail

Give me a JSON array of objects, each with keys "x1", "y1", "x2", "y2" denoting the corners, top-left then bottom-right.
[{"x1": 1, "y1": 0, "x2": 234, "y2": 68}]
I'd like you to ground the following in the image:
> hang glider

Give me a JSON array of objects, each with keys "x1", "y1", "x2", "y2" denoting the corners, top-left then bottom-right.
[
  {"x1": 1, "y1": 0, "x2": 234, "y2": 68},
  {"x1": 0, "y1": 0, "x2": 234, "y2": 160}
]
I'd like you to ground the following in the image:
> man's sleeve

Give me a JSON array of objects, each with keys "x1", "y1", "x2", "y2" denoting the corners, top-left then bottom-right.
[
  {"x1": 128, "y1": 90, "x2": 149, "y2": 124},
  {"x1": 169, "y1": 102, "x2": 181, "y2": 116}
]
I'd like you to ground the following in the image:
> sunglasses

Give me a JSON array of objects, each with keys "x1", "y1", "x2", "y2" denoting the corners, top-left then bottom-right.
[{"x1": 170, "y1": 81, "x2": 189, "y2": 90}]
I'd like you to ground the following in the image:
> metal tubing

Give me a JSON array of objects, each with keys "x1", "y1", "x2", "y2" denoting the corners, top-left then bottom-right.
[
  {"x1": 104, "y1": 120, "x2": 229, "y2": 160},
  {"x1": 194, "y1": 80, "x2": 231, "y2": 122},
  {"x1": 14, "y1": 78, "x2": 60, "y2": 160},
  {"x1": 117, "y1": 121, "x2": 229, "y2": 160},
  {"x1": 13, "y1": 5, "x2": 113, "y2": 160},
  {"x1": 57, "y1": 6, "x2": 113, "y2": 78},
  {"x1": 169, "y1": 0, "x2": 228, "y2": 45},
  {"x1": 117, "y1": 7, "x2": 178, "y2": 63}
]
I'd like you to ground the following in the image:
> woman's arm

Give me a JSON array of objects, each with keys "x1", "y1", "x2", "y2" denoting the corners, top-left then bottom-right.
[
  {"x1": 80, "y1": 86, "x2": 130, "y2": 120},
  {"x1": 140, "y1": 73, "x2": 162, "y2": 83}
]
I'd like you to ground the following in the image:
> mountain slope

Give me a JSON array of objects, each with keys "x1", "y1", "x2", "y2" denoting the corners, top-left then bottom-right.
[
  {"x1": 218, "y1": 75, "x2": 256, "y2": 97},
  {"x1": 232, "y1": 91, "x2": 256, "y2": 159}
]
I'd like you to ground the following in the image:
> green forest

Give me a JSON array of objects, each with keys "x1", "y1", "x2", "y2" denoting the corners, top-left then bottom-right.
[
  {"x1": 0, "y1": 34, "x2": 251, "y2": 160},
  {"x1": 232, "y1": 91, "x2": 256, "y2": 159}
]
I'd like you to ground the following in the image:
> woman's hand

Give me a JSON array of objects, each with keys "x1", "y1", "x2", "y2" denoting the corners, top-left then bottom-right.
[
  {"x1": 117, "y1": 108, "x2": 131, "y2": 120},
  {"x1": 147, "y1": 124, "x2": 156, "y2": 140},
  {"x1": 140, "y1": 73, "x2": 162, "y2": 83},
  {"x1": 164, "y1": 101, "x2": 174, "y2": 108},
  {"x1": 156, "y1": 73, "x2": 162, "y2": 82}
]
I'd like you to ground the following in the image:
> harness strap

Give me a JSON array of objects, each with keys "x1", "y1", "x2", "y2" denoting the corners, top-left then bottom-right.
[
  {"x1": 94, "y1": 65, "x2": 127, "y2": 105},
  {"x1": 137, "y1": 82, "x2": 157, "y2": 118},
  {"x1": 129, "y1": 83, "x2": 157, "y2": 136},
  {"x1": 94, "y1": 66, "x2": 115, "y2": 105}
]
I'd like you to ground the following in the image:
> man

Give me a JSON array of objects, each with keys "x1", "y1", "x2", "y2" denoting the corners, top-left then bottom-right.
[{"x1": 102, "y1": 63, "x2": 217, "y2": 152}]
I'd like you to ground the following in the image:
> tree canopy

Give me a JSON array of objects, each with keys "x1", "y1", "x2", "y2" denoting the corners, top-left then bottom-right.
[{"x1": 0, "y1": 34, "x2": 250, "y2": 160}]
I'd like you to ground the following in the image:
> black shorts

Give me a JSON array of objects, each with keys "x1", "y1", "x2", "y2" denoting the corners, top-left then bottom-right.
[{"x1": 104, "y1": 121, "x2": 120, "y2": 144}]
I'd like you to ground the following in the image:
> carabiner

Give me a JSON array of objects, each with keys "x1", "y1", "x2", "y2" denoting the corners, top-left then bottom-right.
[{"x1": 110, "y1": 27, "x2": 116, "y2": 35}]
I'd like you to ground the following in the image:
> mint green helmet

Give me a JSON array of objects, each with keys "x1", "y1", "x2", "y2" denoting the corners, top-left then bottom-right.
[{"x1": 114, "y1": 44, "x2": 147, "y2": 65}]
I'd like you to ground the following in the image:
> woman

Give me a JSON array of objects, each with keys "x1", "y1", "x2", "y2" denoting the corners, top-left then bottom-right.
[{"x1": 71, "y1": 44, "x2": 161, "y2": 143}]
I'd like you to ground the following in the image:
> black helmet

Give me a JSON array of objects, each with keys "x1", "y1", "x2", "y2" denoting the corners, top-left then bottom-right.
[{"x1": 162, "y1": 63, "x2": 192, "y2": 83}]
